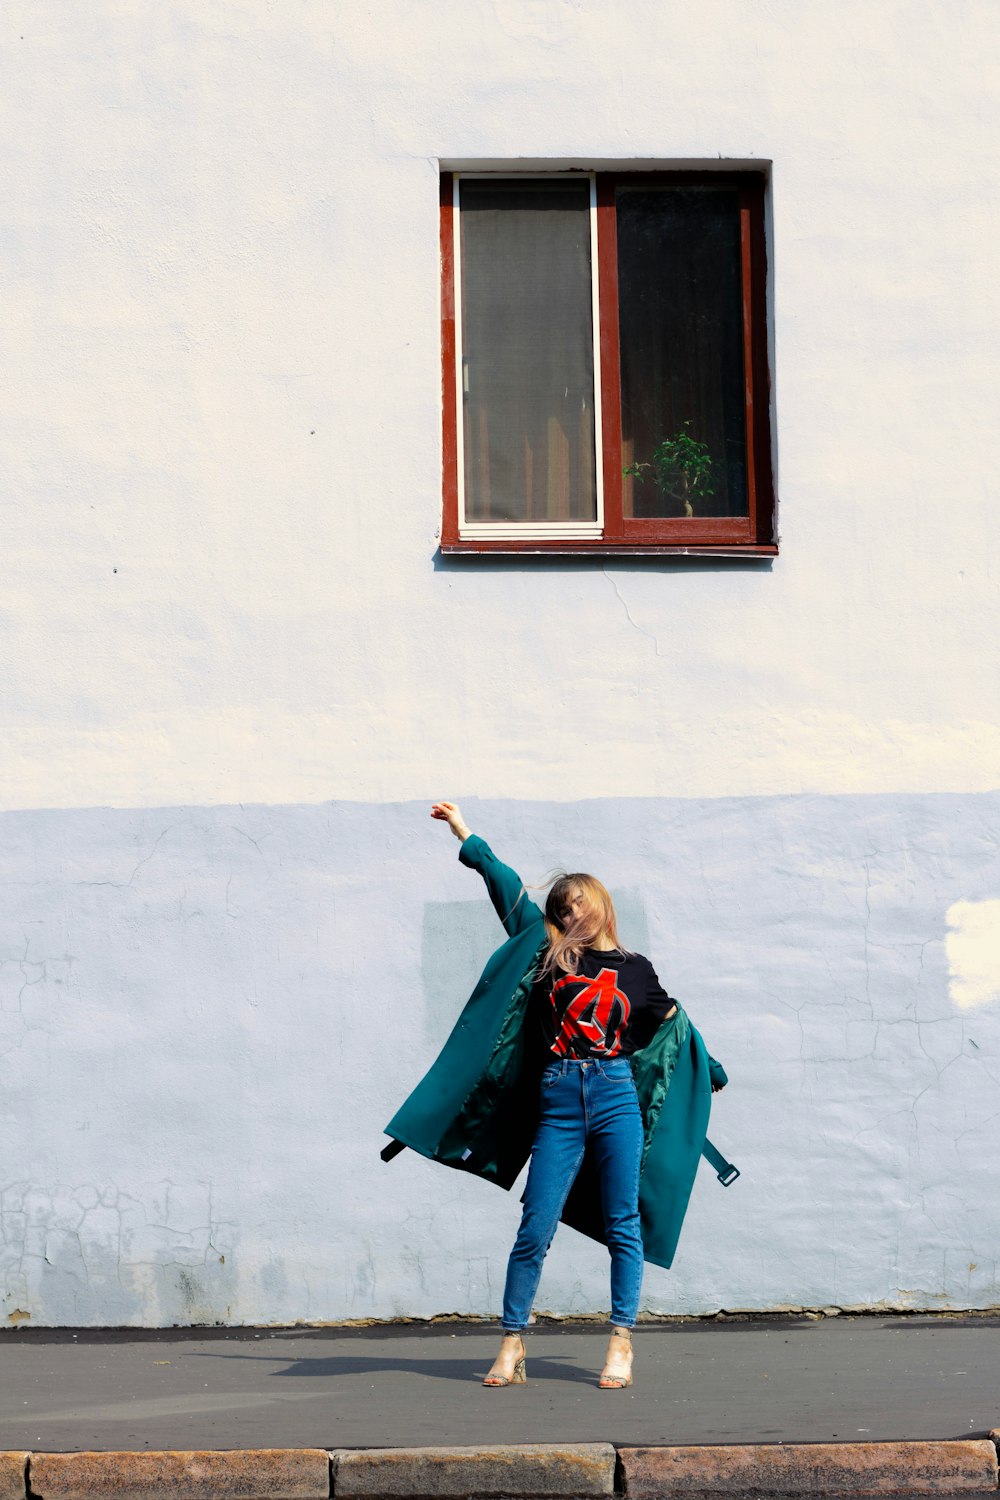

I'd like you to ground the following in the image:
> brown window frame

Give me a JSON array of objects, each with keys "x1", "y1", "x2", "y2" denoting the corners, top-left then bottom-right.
[{"x1": 440, "y1": 169, "x2": 776, "y2": 557}]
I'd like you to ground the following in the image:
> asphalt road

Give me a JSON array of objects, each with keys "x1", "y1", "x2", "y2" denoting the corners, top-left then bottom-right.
[{"x1": 1, "y1": 1315, "x2": 998, "y2": 1452}]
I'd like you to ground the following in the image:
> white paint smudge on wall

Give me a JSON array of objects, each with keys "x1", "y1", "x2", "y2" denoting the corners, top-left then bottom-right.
[{"x1": 946, "y1": 900, "x2": 1000, "y2": 1011}]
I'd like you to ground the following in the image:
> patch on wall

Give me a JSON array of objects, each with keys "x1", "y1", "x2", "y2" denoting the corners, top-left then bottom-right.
[{"x1": 946, "y1": 899, "x2": 1000, "y2": 1010}]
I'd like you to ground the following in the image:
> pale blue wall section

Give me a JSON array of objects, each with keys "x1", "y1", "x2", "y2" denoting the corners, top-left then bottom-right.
[{"x1": 1, "y1": 794, "x2": 998, "y2": 1327}]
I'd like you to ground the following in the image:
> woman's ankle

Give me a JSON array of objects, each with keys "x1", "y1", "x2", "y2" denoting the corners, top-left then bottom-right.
[{"x1": 483, "y1": 1331, "x2": 528, "y2": 1386}]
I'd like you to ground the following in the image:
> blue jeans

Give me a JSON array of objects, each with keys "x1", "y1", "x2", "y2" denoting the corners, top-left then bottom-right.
[{"x1": 501, "y1": 1056, "x2": 645, "y2": 1331}]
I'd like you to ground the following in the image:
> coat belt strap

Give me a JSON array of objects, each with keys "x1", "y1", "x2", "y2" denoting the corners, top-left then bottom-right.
[
  {"x1": 385, "y1": 1135, "x2": 739, "y2": 1187},
  {"x1": 702, "y1": 1137, "x2": 740, "y2": 1185}
]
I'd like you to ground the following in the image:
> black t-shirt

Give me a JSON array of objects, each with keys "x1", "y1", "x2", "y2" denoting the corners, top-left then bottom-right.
[{"x1": 530, "y1": 948, "x2": 677, "y2": 1059}]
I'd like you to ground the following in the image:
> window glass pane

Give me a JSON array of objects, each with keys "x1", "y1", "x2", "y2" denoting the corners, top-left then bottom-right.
[
  {"x1": 460, "y1": 179, "x2": 597, "y2": 523},
  {"x1": 617, "y1": 186, "x2": 747, "y2": 519}
]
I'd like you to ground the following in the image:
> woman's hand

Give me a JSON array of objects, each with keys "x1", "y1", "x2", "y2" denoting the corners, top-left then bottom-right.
[
  {"x1": 711, "y1": 1081, "x2": 726, "y2": 1094},
  {"x1": 431, "y1": 802, "x2": 472, "y2": 842}
]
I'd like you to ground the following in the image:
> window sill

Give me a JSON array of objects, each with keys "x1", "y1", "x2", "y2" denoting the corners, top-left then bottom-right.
[{"x1": 441, "y1": 541, "x2": 779, "y2": 558}]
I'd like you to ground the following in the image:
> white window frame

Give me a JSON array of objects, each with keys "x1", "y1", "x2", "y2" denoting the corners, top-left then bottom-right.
[{"x1": 453, "y1": 171, "x2": 605, "y2": 541}]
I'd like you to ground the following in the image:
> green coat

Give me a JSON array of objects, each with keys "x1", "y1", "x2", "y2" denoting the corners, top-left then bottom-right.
[{"x1": 383, "y1": 836, "x2": 733, "y2": 1270}]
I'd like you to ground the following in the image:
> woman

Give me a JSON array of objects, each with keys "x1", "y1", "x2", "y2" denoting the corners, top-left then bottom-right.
[{"x1": 382, "y1": 802, "x2": 730, "y2": 1390}]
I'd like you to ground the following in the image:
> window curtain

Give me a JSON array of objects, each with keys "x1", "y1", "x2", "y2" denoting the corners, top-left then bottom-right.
[{"x1": 460, "y1": 179, "x2": 597, "y2": 524}]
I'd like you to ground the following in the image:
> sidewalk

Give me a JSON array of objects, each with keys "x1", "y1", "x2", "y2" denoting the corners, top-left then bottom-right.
[{"x1": 2, "y1": 1314, "x2": 998, "y2": 1451}]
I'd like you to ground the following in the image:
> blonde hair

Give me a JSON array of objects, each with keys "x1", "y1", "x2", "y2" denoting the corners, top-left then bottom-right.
[{"x1": 541, "y1": 873, "x2": 627, "y2": 978}]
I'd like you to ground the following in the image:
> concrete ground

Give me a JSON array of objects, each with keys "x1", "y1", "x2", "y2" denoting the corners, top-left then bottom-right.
[{"x1": 1, "y1": 1315, "x2": 997, "y2": 1453}]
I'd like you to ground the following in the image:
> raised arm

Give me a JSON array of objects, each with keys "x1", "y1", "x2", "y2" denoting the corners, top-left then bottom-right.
[
  {"x1": 431, "y1": 802, "x2": 544, "y2": 938},
  {"x1": 431, "y1": 801, "x2": 473, "y2": 845}
]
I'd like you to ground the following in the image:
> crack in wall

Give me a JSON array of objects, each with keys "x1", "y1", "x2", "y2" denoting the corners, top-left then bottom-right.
[
  {"x1": 602, "y1": 570, "x2": 669, "y2": 658},
  {"x1": 1, "y1": 1178, "x2": 237, "y2": 1325},
  {"x1": 75, "y1": 824, "x2": 180, "y2": 892}
]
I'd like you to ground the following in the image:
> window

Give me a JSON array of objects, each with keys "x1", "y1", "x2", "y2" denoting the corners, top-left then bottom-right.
[{"x1": 440, "y1": 170, "x2": 776, "y2": 555}]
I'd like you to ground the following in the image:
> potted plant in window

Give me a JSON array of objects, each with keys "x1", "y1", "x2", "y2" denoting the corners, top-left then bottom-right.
[{"x1": 623, "y1": 421, "x2": 715, "y2": 517}]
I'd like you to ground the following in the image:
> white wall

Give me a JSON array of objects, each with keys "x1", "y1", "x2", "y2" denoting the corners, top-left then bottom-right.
[{"x1": 1, "y1": 0, "x2": 999, "y2": 1325}]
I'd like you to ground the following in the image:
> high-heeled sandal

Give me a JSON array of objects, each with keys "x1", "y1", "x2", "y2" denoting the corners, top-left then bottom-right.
[
  {"x1": 599, "y1": 1326, "x2": 633, "y2": 1389},
  {"x1": 482, "y1": 1333, "x2": 527, "y2": 1387}
]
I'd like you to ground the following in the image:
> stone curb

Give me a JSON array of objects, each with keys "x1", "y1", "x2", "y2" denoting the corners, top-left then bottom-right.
[
  {"x1": 0, "y1": 1441, "x2": 994, "y2": 1500},
  {"x1": 620, "y1": 1440, "x2": 1000, "y2": 1495},
  {"x1": 0, "y1": 1456, "x2": 27, "y2": 1500},
  {"x1": 27, "y1": 1449, "x2": 330, "y2": 1500},
  {"x1": 332, "y1": 1444, "x2": 617, "y2": 1497}
]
